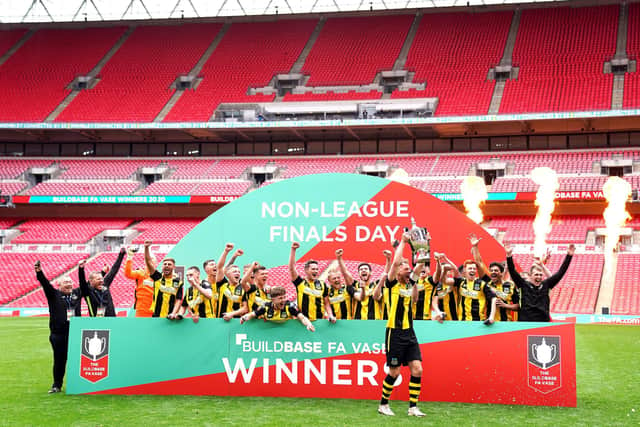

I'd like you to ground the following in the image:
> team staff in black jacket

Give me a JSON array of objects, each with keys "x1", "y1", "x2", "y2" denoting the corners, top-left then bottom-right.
[
  {"x1": 78, "y1": 248, "x2": 126, "y2": 317},
  {"x1": 506, "y1": 244, "x2": 574, "y2": 322},
  {"x1": 35, "y1": 260, "x2": 82, "y2": 393}
]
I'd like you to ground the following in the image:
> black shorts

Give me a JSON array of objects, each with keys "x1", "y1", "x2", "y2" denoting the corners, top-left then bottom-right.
[{"x1": 385, "y1": 327, "x2": 422, "y2": 367}]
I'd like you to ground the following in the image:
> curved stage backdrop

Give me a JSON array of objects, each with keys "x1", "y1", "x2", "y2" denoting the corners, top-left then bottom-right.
[{"x1": 67, "y1": 173, "x2": 576, "y2": 406}]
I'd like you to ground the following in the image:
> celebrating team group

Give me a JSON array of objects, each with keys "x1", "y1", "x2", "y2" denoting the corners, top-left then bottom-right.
[{"x1": 36, "y1": 230, "x2": 574, "y2": 413}]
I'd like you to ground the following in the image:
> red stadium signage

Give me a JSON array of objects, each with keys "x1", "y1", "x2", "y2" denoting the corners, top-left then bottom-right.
[{"x1": 554, "y1": 191, "x2": 605, "y2": 200}]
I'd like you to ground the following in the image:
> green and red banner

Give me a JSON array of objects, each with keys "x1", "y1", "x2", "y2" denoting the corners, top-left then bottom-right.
[
  {"x1": 67, "y1": 318, "x2": 576, "y2": 406},
  {"x1": 161, "y1": 173, "x2": 506, "y2": 276},
  {"x1": 64, "y1": 174, "x2": 577, "y2": 406}
]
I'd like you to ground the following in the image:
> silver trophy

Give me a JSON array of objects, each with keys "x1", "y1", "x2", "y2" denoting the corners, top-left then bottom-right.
[
  {"x1": 406, "y1": 217, "x2": 431, "y2": 266},
  {"x1": 84, "y1": 331, "x2": 106, "y2": 361}
]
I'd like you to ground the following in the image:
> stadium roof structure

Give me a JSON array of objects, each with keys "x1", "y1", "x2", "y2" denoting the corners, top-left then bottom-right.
[
  {"x1": 0, "y1": 109, "x2": 639, "y2": 144},
  {"x1": 0, "y1": 0, "x2": 575, "y2": 23}
]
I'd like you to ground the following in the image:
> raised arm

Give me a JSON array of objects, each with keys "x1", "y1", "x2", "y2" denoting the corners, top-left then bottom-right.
[
  {"x1": 217, "y1": 243, "x2": 234, "y2": 283},
  {"x1": 78, "y1": 259, "x2": 90, "y2": 296},
  {"x1": 383, "y1": 248, "x2": 393, "y2": 275},
  {"x1": 373, "y1": 250, "x2": 392, "y2": 301},
  {"x1": 103, "y1": 247, "x2": 125, "y2": 286},
  {"x1": 432, "y1": 253, "x2": 443, "y2": 284},
  {"x1": 227, "y1": 248, "x2": 244, "y2": 268},
  {"x1": 240, "y1": 261, "x2": 258, "y2": 293},
  {"x1": 441, "y1": 253, "x2": 460, "y2": 279},
  {"x1": 545, "y1": 244, "x2": 575, "y2": 289},
  {"x1": 124, "y1": 247, "x2": 143, "y2": 280},
  {"x1": 505, "y1": 244, "x2": 525, "y2": 289},
  {"x1": 144, "y1": 240, "x2": 157, "y2": 276},
  {"x1": 289, "y1": 242, "x2": 300, "y2": 282},
  {"x1": 34, "y1": 261, "x2": 55, "y2": 298},
  {"x1": 469, "y1": 234, "x2": 488, "y2": 278},
  {"x1": 335, "y1": 249, "x2": 354, "y2": 287},
  {"x1": 388, "y1": 232, "x2": 410, "y2": 282}
]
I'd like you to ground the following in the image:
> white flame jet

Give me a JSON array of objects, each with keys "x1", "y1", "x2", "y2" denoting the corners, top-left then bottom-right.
[
  {"x1": 531, "y1": 167, "x2": 559, "y2": 259},
  {"x1": 461, "y1": 175, "x2": 488, "y2": 224},
  {"x1": 602, "y1": 176, "x2": 632, "y2": 272}
]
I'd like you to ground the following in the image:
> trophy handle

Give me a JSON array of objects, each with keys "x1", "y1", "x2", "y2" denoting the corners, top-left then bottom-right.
[
  {"x1": 100, "y1": 337, "x2": 106, "y2": 354},
  {"x1": 550, "y1": 344, "x2": 556, "y2": 362},
  {"x1": 84, "y1": 337, "x2": 90, "y2": 354},
  {"x1": 531, "y1": 343, "x2": 538, "y2": 362}
]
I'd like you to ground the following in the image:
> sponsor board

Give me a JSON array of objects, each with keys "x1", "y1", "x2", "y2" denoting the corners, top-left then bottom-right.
[{"x1": 67, "y1": 318, "x2": 576, "y2": 407}]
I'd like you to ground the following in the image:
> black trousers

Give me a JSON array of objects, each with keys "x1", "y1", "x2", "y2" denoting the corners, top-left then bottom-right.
[{"x1": 49, "y1": 332, "x2": 69, "y2": 389}]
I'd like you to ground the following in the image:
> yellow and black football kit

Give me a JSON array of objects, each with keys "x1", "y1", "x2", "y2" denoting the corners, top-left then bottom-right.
[
  {"x1": 293, "y1": 276, "x2": 327, "y2": 321},
  {"x1": 454, "y1": 277, "x2": 495, "y2": 321},
  {"x1": 384, "y1": 278, "x2": 421, "y2": 366},
  {"x1": 434, "y1": 281, "x2": 460, "y2": 321},
  {"x1": 326, "y1": 284, "x2": 355, "y2": 320},
  {"x1": 217, "y1": 278, "x2": 244, "y2": 317},
  {"x1": 150, "y1": 271, "x2": 183, "y2": 318},
  {"x1": 380, "y1": 277, "x2": 423, "y2": 408},
  {"x1": 381, "y1": 286, "x2": 390, "y2": 320},
  {"x1": 243, "y1": 284, "x2": 271, "y2": 313},
  {"x1": 181, "y1": 280, "x2": 215, "y2": 318},
  {"x1": 413, "y1": 276, "x2": 436, "y2": 320},
  {"x1": 486, "y1": 278, "x2": 519, "y2": 321},
  {"x1": 352, "y1": 280, "x2": 383, "y2": 320}
]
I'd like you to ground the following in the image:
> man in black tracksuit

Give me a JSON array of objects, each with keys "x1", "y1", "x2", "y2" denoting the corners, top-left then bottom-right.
[
  {"x1": 35, "y1": 260, "x2": 82, "y2": 393},
  {"x1": 78, "y1": 248, "x2": 125, "y2": 317},
  {"x1": 506, "y1": 244, "x2": 574, "y2": 322}
]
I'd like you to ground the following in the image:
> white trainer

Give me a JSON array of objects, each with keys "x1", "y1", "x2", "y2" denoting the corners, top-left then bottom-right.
[
  {"x1": 407, "y1": 406, "x2": 426, "y2": 417},
  {"x1": 378, "y1": 404, "x2": 395, "y2": 416}
]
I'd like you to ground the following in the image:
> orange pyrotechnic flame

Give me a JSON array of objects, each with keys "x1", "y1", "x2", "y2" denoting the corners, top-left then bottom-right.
[
  {"x1": 461, "y1": 176, "x2": 488, "y2": 224},
  {"x1": 531, "y1": 167, "x2": 559, "y2": 259},
  {"x1": 602, "y1": 176, "x2": 632, "y2": 271}
]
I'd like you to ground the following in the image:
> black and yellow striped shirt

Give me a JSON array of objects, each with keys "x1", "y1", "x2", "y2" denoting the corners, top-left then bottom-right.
[
  {"x1": 150, "y1": 271, "x2": 183, "y2": 318},
  {"x1": 454, "y1": 277, "x2": 494, "y2": 321},
  {"x1": 413, "y1": 276, "x2": 436, "y2": 320},
  {"x1": 385, "y1": 278, "x2": 415, "y2": 330},
  {"x1": 434, "y1": 281, "x2": 459, "y2": 321},
  {"x1": 217, "y1": 277, "x2": 245, "y2": 317},
  {"x1": 353, "y1": 281, "x2": 383, "y2": 320},
  {"x1": 243, "y1": 284, "x2": 271, "y2": 313},
  {"x1": 381, "y1": 287, "x2": 390, "y2": 320},
  {"x1": 326, "y1": 285, "x2": 355, "y2": 320},
  {"x1": 181, "y1": 281, "x2": 215, "y2": 318},
  {"x1": 293, "y1": 276, "x2": 327, "y2": 321},
  {"x1": 487, "y1": 279, "x2": 519, "y2": 322}
]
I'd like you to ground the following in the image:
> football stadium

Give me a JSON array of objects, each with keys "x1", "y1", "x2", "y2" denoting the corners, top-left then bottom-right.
[{"x1": 0, "y1": 0, "x2": 639, "y2": 425}]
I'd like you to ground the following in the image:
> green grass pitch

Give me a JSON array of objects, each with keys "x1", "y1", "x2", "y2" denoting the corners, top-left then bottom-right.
[{"x1": 1, "y1": 318, "x2": 638, "y2": 426}]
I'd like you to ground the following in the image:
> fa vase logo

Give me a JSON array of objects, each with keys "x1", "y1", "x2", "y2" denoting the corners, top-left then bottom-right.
[
  {"x1": 85, "y1": 331, "x2": 107, "y2": 361},
  {"x1": 527, "y1": 335, "x2": 561, "y2": 394},
  {"x1": 531, "y1": 337, "x2": 556, "y2": 369},
  {"x1": 80, "y1": 329, "x2": 110, "y2": 383}
]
